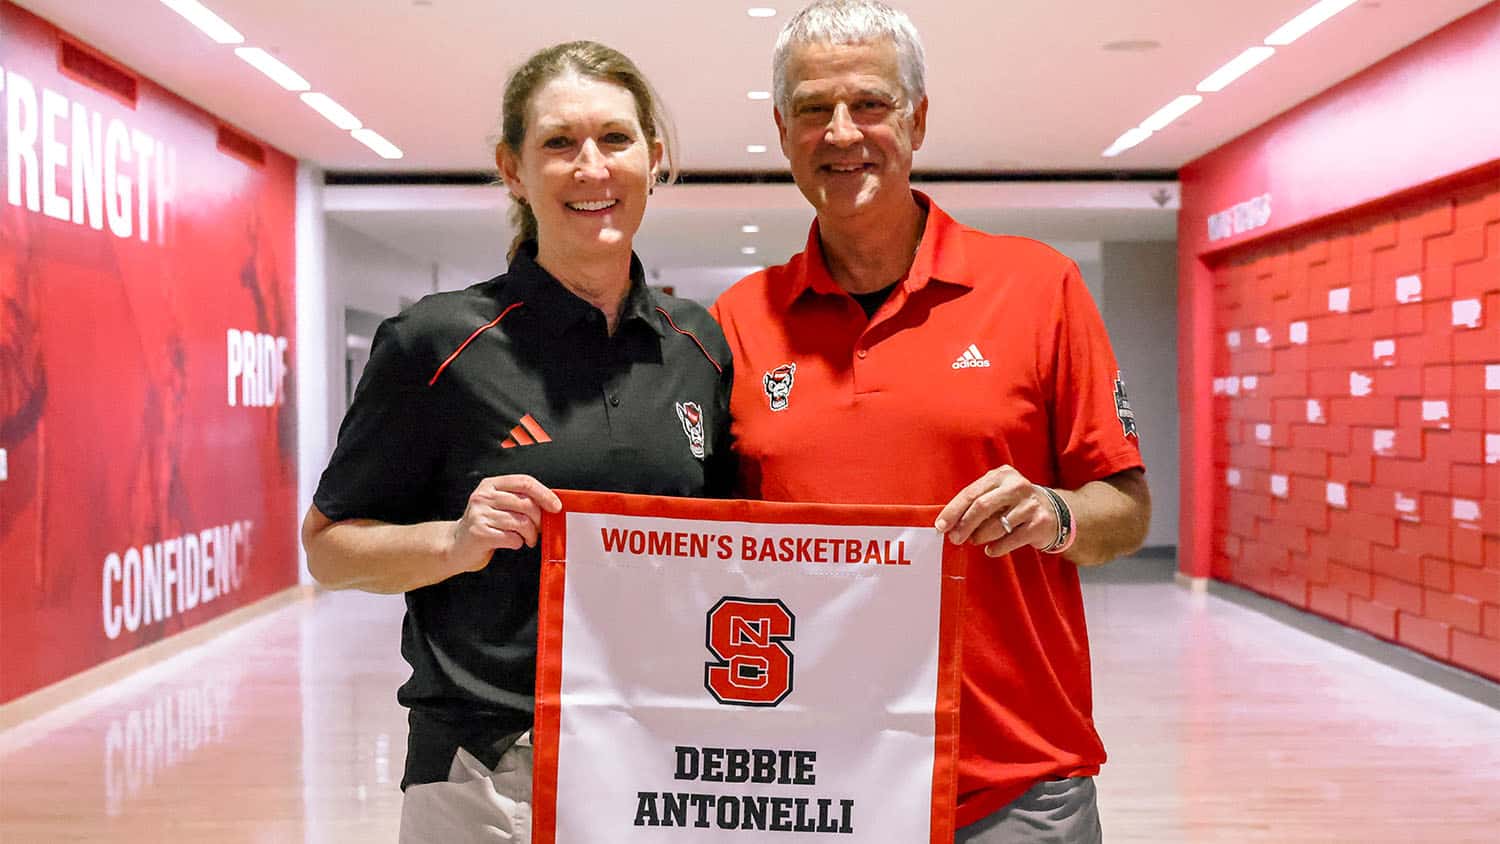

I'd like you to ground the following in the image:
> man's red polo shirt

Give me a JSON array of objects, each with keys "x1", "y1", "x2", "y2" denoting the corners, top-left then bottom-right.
[{"x1": 710, "y1": 196, "x2": 1144, "y2": 826}]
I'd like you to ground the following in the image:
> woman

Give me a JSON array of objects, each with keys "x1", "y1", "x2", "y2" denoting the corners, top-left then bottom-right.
[{"x1": 302, "y1": 41, "x2": 733, "y2": 842}]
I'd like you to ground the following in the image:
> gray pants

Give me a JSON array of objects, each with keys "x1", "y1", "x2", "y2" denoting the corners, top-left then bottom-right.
[
  {"x1": 399, "y1": 731, "x2": 533, "y2": 843},
  {"x1": 955, "y1": 777, "x2": 1102, "y2": 843}
]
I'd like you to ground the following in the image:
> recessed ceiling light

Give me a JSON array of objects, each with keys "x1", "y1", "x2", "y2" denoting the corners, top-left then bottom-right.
[
  {"x1": 1197, "y1": 46, "x2": 1275, "y2": 92},
  {"x1": 234, "y1": 47, "x2": 310, "y2": 91},
  {"x1": 747, "y1": 91, "x2": 772, "y2": 101},
  {"x1": 160, "y1": 0, "x2": 243, "y2": 44},
  {"x1": 1140, "y1": 94, "x2": 1202, "y2": 132},
  {"x1": 300, "y1": 92, "x2": 362, "y2": 130},
  {"x1": 1266, "y1": 0, "x2": 1360, "y2": 45},
  {"x1": 741, "y1": 246, "x2": 758, "y2": 255},
  {"x1": 741, "y1": 224, "x2": 760, "y2": 234},
  {"x1": 1101, "y1": 127, "x2": 1152, "y2": 158},
  {"x1": 746, "y1": 144, "x2": 768, "y2": 153},
  {"x1": 352, "y1": 128, "x2": 404, "y2": 159},
  {"x1": 747, "y1": 8, "x2": 777, "y2": 17},
  {"x1": 1101, "y1": 39, "x2": 1160, "y2": 52}
]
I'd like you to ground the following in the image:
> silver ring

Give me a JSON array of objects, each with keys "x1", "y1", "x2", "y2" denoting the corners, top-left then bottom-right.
[{"x1": 1000, "y1": 514, "x2": 1014, "y2": 535}]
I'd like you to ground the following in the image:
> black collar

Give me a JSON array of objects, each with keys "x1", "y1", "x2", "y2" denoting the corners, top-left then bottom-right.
[{"x1": 506, "y1": 242, "x2": 666, "y2": 337}]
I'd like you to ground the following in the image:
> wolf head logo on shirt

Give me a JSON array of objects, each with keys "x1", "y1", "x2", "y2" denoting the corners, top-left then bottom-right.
[
  {"x1": 675, "y1": 401, "x2": 706, "y2": 459},
  {"x1": 762, "y1": 363, "x2": 796, "y2": 412}
]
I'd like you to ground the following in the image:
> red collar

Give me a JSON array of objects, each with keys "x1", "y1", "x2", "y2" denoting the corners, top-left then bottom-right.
[{"x1": 775, "y1": 191, "x2": 976, "y2": 310}]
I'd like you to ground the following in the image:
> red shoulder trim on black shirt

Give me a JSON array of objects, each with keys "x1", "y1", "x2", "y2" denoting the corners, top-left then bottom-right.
[
  {"x1": 428, "y1": 302, "x2": 524, "y2": 387},
  {"x1": 655, "y1": 306, "x2": 723, "y2": 374}
]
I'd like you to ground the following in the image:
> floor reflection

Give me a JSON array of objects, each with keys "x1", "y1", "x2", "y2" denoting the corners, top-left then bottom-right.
[{"x1": 2, "y1": 566, "x2": 1496, "y2": 842}]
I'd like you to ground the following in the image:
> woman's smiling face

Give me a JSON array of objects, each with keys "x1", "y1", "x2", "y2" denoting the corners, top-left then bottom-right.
[{"x1": 500, "y1": 72, "x2": 662, "y2": 256}]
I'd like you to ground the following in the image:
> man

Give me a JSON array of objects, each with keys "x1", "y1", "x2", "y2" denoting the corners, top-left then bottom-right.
[{"x1": 710, "y1": 2, "x2": 1151, "y2": 841}]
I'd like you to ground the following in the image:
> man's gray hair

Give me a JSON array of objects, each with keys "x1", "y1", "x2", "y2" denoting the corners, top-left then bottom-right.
[{"x1": 772, "y1": 0, "x2": 927, "y2": 116}]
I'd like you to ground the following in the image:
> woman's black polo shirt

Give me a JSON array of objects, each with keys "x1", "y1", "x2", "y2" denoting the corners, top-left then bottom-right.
[{"x1": 312, "y1": 244, "x2": 733, "y2": 786}]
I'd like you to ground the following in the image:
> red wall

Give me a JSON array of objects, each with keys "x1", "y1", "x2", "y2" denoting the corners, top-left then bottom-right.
[
  {"x1": 1179, "y1": 4, "x2": 1500, "y2": 680},
  {"x1": 1, "y1": 4, "x2": 300, "y2": 704}
]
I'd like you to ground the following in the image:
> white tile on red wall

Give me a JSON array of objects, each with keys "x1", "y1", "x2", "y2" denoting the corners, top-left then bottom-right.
[
  {"x1": 1330, "y1": 288, "x2": 1351, "y2": 312},
  {"x1": 1486, "y1": 365, "x2": 1500, "y2": 391},
  {"x1": 1351, "y1": 372, "x2": 1374, "y2": 396},
  {"x1": 1326, "y1": 482, "x2": 1348, "y2": 508},
  {"x1": 1422, "y1": 400, "x2": 1451, "y2": 425},
  {"x1": 1395, "y1": 491, "x2": 1420, "y2": 522},
  {"x1": 1451, "y1": 498, "x2": 1482, "y2": 525},
  {"x1": 1486, "y1": 433, "x2": 1500, "y2": 465},
  {"x1": 1307, "y1": 399, "x2": 1324, "y2": 423},
  {"x1": 1289, "y1": 321, "x2": 1309, "y2": 345},
  {"x1": 1396, "y1": 274, "x2": 1423, "y2": 304},
  {"x1": 1452, "y1": 298, "x2": 1482, "y2": 328},
  {"x1": 1374, "y1": 430, "x2": 1397, "y2": 455},
  {"x1": 1270, "y1": 474, "x2": 1289, "y2": 498}
]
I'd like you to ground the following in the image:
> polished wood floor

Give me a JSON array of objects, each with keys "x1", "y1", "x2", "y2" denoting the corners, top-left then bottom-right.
[{"x1": 2, "y1": 563, "x2": 1497, "y2": 842}]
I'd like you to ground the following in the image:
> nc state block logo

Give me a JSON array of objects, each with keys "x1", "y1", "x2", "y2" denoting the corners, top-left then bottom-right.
[
  {"x1": 762, "y1": 362, "x2": 796, "y2": 412},
  {"x1": 675, "y1": 400, "x2": 706, "y2": 459},
  {"x1": 704, "y1": 597, "x2": 796, "y2": 707}
]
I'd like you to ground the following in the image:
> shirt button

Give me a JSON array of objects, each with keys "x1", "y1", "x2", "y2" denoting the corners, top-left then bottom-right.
[
  {"x1": 856, "y1": 348, "x2": 868, "y2": 359},
  {"x1": 609, "y1": 394, "x2": 621, "y2": 407}
]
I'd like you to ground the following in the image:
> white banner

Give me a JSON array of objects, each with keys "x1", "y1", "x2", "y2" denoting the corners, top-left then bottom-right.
[{"x1": 534, "y1": 493, "x2": 963, "y2": 843}]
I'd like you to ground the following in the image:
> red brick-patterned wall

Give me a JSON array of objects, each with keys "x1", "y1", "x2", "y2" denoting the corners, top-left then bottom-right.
[{"x1": 1209, "y1": 178, "x2": 1500, "y2": 681}]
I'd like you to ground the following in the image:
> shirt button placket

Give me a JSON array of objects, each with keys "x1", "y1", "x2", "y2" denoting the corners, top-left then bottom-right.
[
  {"x1": 602, "y1": 383, "x2": 622, "y2": 437},
  {"x1": 852, "y1": 344, "x2": 868, "y2": 394}
]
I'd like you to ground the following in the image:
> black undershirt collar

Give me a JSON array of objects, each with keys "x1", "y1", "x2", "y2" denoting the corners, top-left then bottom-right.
[{"x1": 848, "y1": 281, "x2": 900, "y2": 319}]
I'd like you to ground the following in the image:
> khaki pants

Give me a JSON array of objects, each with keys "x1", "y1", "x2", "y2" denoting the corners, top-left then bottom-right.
[
  {"x1": 399, "y1": 731, "x2": 533, "y2": 844},
  {"x1": 955, "y1": 776, "x2": 1102, "y2": 844}
]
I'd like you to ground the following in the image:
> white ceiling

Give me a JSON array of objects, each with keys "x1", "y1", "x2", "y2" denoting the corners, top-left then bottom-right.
[{"x1": 13, "y1": 0, "x2": 1492, "y2": 287}]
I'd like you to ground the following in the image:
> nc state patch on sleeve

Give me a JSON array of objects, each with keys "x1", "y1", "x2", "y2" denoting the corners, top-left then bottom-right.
[{"x1": 1114, "y1": 372, "x2": 1138, "y2": 439}]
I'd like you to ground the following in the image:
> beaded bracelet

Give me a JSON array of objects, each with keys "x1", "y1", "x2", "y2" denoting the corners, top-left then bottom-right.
[{"x1": 1036, "y1": 485, "x2": 1077, "y2": 555}]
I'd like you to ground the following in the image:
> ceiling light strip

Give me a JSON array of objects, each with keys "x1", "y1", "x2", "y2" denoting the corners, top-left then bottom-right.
[
  {"x1": 234, "y1": 47, "x2": 310, "y2": 91},
  {"x1": 1100, "y1": 0, "x2": 1360, "y2": 159},
  {"x1": 1197, "y1": 46, "x2": 1276, "y2": 93},
  {"x1": 1265, "y1": 0, "x2": 1360, "y2": 46},
  {"x1": 352, "y1": 128, "x2": 404, "y2": 160},
  {"x1": 1140, "y1": 94, "x2": 1203, "y2": 132},
  {"x1": 1101, "y1": 127, "x2": 1152, "y2": 158},
  {"x1": 159, "y1": 0, "x2": 243, "y2": 44},
  {"x1": 301, "y1": 92, "x2": 362, "y2": 130},
  {"x1": 161, "y1": 0, "x2": 401, "y2": 160}
]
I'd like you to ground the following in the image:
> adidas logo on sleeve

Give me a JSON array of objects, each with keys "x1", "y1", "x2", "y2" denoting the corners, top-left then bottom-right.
[{"x1": 952, "y1": 344, "x2": 991, "y2": 369}]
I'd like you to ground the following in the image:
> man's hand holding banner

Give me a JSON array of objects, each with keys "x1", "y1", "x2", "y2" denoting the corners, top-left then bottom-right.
[{"x1": 534, "y1": 492, "x2": 965, "y2": 842}]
